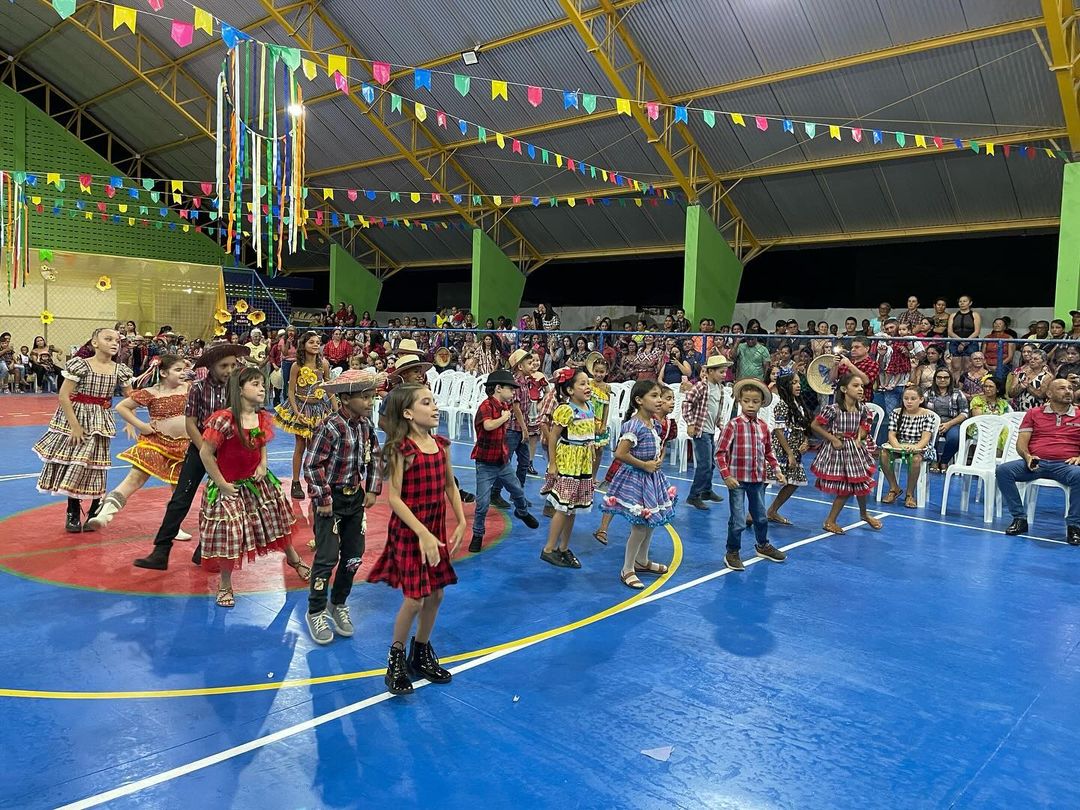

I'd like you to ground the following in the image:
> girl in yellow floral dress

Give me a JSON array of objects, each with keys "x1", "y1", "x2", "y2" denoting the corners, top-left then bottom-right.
[
  {"x1": 539, "y1": 368, "x2": 595, "y2": 569},
  {"x1": 274, "y1": 331, "x2": 337, "y2": 499},
  {"x1": 585, "y1": 352, "x2": 611, "y2": 481}
]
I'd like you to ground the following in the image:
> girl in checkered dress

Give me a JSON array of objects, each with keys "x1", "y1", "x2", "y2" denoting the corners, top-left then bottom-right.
[
  {"x1": 199, "y1": 367, "x2": 309, "y2": 608},
  {"x1": 367, "y1": 384, "x2": 467, "y2": 696},
  {"x1": 809, "y1": 372, "x2": 883, "y2": 536}
]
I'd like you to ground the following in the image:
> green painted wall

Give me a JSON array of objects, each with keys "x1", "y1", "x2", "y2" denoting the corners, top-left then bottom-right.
[
  {"x1": 470, "y1": 228, "x2": 524, "y2": 324},
  {"x1": 1056, "y1": 162, "x2": 1080, "y2": 319},
  {"x1": 329, "y1": 243, "x2": 382, "y2": 314},
  {"x1": 683, "y1": 204, "x2": 743, "y2": 326},
  {"x1": 0, "y1": 82, "x2": 227, "y2": 265}
]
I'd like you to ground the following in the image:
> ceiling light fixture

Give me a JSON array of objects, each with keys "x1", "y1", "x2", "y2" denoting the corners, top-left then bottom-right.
[
  {"x1": 461, "y1": 49, "x2": 478, "y2": 65},
  {"x1": 287, "y1": 103, "x2": 305, "y2": 117}
]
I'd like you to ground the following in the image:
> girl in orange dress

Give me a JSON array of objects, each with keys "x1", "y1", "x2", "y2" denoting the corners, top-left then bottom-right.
[{"x1": 85, "y1": 354, "x2": 192, "y2": 536}]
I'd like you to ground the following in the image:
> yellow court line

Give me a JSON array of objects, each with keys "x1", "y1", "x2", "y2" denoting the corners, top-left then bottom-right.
[{"x1": 0, "y1": 525, "x2": 683, "y2": 700}]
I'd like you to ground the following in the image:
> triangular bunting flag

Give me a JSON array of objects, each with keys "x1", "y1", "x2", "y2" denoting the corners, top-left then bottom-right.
[
  {"x1": 563, "y1": 90, "x2": 578, "y2": 110},
  {"x1": 896, "y1": 132, "x2": 906, "y2": 147},
  {"x1": 436, "y1": 110, "x2": 446, "y2": 128},
  {"x1": 113, "y1": 4, "x2": 136, "y2": 31},
  {"x1": 852, "y1": 127, "x2": 862, "y2": 142},
  {"x1": 674, "y1": 106, "x2": 687, "y2": 124},
  {"x1": 583, "y1": 94, "x2": 597, "y2": 114},
  {"x1": 194, "y1": 6, "x2": 212, "y2": 34},
  {"x1": 454, "y1": 74, "x2": 470, "y2": 96},
  {"x1": 51, "y1": 0, "x2": 76, "y2": 20},
  {"x1": 302, "y1": 59, "x2": 317, "y2": 81},
  {"x1": 414, "y1": 68, "x2": 431, "y2": 91},
  {"x1": 390, "y1": 93, "x2": 401, "y2": 113},
  {"x1": 646, "y1": 102, "x2": 659, "y2": 121},
  {"x1": 782, "y1": 119, "x2": 793, "y2": 133},
  {"x1": 616, "y1": 98, "x2": 631, "y2": 116},
  {"x1": 702, "y1": 110, "x2": 715, "y2": 128},
  {"x1": 914, "y1": 134, "x2": 927, "y2": 148},
  {"x1": 171, "y1": 20, "x2": 193, "y2": 47},
  {"x1": 754, "y1": 116, "x2": 767, "y2": 131},
  {"x1": 804, "y1": 122, "x2": 816, "y2": 138},
  {"x1": 415, "y1": 102, "x2": 427, "y2": 122}
]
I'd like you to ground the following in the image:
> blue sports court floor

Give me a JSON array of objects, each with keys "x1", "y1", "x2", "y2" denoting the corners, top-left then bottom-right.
[{"x1": 0, "y1": 395, "x2": 1077, "y2": 809}]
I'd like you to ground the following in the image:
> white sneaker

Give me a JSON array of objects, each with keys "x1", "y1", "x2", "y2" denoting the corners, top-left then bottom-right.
[
  {"x1": 175, "y1": 528, "x2": 192, "y2": 541},
  {"x1": 85, "y1": 495, "x2": 122, "y2": 530},
  {"x1": 327, "y1": 603, "x2": 355, "y2": 637}
]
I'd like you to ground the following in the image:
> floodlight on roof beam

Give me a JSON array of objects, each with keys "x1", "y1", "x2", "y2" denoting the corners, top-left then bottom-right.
[{"x1": 461, "y1": 49, "x2": 478, "y2": 65}]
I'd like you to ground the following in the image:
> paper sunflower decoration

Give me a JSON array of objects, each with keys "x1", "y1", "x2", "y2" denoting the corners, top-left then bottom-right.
[
  {"x1": 40, "y1": 264, "x2": 57, "y2": 282},
  {"x1": 233, "y1": 299, "x2": 249, "y2": 314},
  {"x1": 297, "y1": 366, "x2": 318, "y2": 386},
  {"x1": 214, "y1": 324, "x2": 227, "y2": 337},
  {"x1": 313, "y1": 387, "x2": 326, "y2": 399},
  {"x1": 247, "y1": 309, "x2": 266, "y2": 325},
  {"x1": 40, "y1": 310, "x2": 55, "y2": 325},
  {"x1": 96, "y1": 275, "x2": 112, "y2": 291},
  {"x1": 214, "y1": 309, "x2": 233, "y2": 324}
]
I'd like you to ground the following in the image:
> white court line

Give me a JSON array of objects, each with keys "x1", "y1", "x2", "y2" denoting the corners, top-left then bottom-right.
[{"x1": 55, "y1": 515, "x2": 877, "y2": 810}]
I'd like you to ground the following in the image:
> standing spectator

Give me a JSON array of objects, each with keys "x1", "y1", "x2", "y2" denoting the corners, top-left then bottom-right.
[
  {"x1": 244, "y1": 328, "x2": 270, "y2": 404},
  {"x1": 948, "y1": 295, "x2": 981, "y2": 374},
  {"x1": 847, "y1": 337, "x2": 880, "y2": 400},
  {"x1": 682, "y1": 356, "x2": 733, "y2": 510},
  {"x1": 897, "y1": 296, "x2": 924, "y2": 331},
  {"x1": 672, "y1": 308, "x2": 691, "y2": 334},
  {"x1": 930, "y1": 298, "x2": 951, "y2": 341},
  {"x1": 476, "y1": 333, "x2": 503, "y2": 376},
  {"x1": 983, "y1": 317, "x2": 1015, "y2": 373},
  {"x1": 1048, "y1": 319, "x2": 1070, "y2": 366},
  {"x1": 735, "y1": 334, "x2": 771, "y2": 381},
  {"x1": 869, "y1": 302, "x2": 892, "y2": 334},
  {"x1": 1069, "y1": 310, "x2": 1080, "y2": 340}
]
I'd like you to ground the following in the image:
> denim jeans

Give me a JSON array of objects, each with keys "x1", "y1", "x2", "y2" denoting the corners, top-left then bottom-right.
[
  {"x1": 938, "y1": 424, "x2": 962, "y2": 465},
  {"x1": 996, "y1": 459, "x2": 1080, "y2": 527},
  {"x1": 278, "y1": 359, "x2": 294, "y2": 406},
  {"x1": 727, "y1": 481, "x2": 769, "y2": 551},
  {"x1": 308, "y1": 488, "x2": 366, "y2": 614},
  {"x1": 689, "y1": 433, "x2": 715, "y2": 500},
  {"x1": 873, "y1": 389, "x2": 901, "y2": 444},
  {"x1": 491, "y1": 429, "x2": 530, "y2": 499},
  {"x1": 473, "y1": 460, "x2": 529, "y2": 536}
]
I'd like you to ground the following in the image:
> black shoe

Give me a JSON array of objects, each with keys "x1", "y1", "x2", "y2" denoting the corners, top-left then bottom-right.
[
  {"x1": 65, "y1": 499, "x2": 82, "y2": 533},
  {"x1": 191, "y1": 544, "x2": 202, "y2": 566},
  {"x1": 385, "y1": 643, "x2": 414, "y2": 695},
  {"x1": 540, "y1": 549, "x2": 570, "y2": 567},
  {"x1": 515, "y1": 510, "x2": 539, "y2": 529},
  {"x1": 81, "y1": 498, "x2": 102, "y2": 532},
  {"x1": 704, "y1": 491, "x2": 724, "y2": 503},
  {"x1": 407, "y1": 637, "x2": 452, "y2": 684},
  {"x1": 133, "y1": 548, "x2": 170, "y2": 570},
  {"x1": 290, "y1": 481, "x2": 305, "y2": 500},
  {"x1": 561, "y1": 548, "x2": 582, "y2": 569},
  {"x1": 527, "y1": 466, "x2": 539, "y2": 476},
  {"x1": 460, "y1": 490, "x2": 476, "y2": 504},
  {"x1": 687, "y1": 496, "x2": 709, "y2": 511},
  {"x1": 490, "y1": 494, "x2": 511, "y2": 509},
  {"x1": 1068, "y1": 525, "x2": 1080, "y2": 546},
  {"x1": 469, "y1": 534, "x2": 484, "y2": 553},
  {"x1": 1004, "y1": 518, "x2": 1029, "y2": 536}
]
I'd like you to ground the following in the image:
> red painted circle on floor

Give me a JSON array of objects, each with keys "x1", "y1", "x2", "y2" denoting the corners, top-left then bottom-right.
[{"x1": 0, "y1": 488, "x2": 508, "y2": 596}]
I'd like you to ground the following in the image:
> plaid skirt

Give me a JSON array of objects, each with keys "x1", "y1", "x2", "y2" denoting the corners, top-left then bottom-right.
[
  {"x1": 541, "y1": 472, "x2": 594, "y2": 514},
  {"x1": 199, "y1": 476, "x2": 295, "y2": 569},
  {"x1": 34, "y1": 428, "x2": 113, "y2": 498},
  {"x1": 811, "y1": 439, "x2": 877, "y2": 497},
  {"x1": 367, "y1": 534, "x2": 458, "y2": 600}
]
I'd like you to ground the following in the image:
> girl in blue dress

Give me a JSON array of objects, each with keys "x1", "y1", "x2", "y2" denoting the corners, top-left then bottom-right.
[{"x1": 601, "y1": 380, "x2": 677, "y2": 589}]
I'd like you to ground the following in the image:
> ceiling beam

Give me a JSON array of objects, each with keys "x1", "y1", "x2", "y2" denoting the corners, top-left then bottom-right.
[
  {"x1": 1039, "y1": 0, "x2": 1080, "y2": 147},
  {"x1": 308, "y1": 15, "x2": 1046, "y2": 180}
]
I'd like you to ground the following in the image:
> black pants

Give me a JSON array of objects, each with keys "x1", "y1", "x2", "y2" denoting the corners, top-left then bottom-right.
[
  {"x1": 153, "y1": 445, "x2": 206, "y2": 550},
  {"x1": 308, "y1": 488, "x2": 366, "y2": 614}
]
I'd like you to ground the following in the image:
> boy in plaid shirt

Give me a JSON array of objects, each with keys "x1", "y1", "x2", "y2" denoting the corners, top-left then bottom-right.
[
  {"x1": 470, "y1": 369, "x2": 540, "y2": 553},
  {"x1": 715, "y1": 379, "x2": 787, "y2": 572},
  {"x1": 302, "y1": 369, "x2": 382, "y2": 645}
]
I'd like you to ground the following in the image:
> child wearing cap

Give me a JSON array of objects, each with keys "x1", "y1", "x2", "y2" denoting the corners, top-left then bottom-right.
[
  {"x1": 469, "y1": 369, "x2": 540, "y2": 553},
  {"x1": 715, "y1": 379, "x2": 788, "y2": 571},
  {"x1": 302, "y1": 370, "x2": 382, "y2": 645}
]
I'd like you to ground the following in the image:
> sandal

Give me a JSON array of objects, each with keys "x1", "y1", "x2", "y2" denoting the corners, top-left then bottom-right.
[
  {"x1": 904, "y1": 496, "x2": 918, "y2": 509},
  {"x1": 823, "y1": 521, "x2": 845, "y2": 535},
  {"x1": 620, "y1": 571, "x2": 645, "y2": 590},
  {"x1": 881, "y1": 488, "x2": 901, "y2": 505},
  {"x1": 861, "y1": 514, "x2": 884, "y2": 530},
  {"x1": 767, "y1": 513, "x2": 792, "y2": 525},
  {"x1": 216, "y1": 588, "x2": 235, "y2": 608},
  {"x1": 634, "y1": 560, "x2": 669, "y2": 575},
  {"x1": 592, "y1": 529, "x2": 608, "y2": 546},
  {"x1": 288, "y1": 557, "x2": 312, "y2": 581}
]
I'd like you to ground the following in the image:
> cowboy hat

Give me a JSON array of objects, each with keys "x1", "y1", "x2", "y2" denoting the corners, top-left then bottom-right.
[
  {"x1": 433, "y1": 346, "x2": 453, "y2": 368},
  {"x1": 507, "y1": 348, "x2": 531, "y2": 369},
  {"x1": 193, "y1": 343, "x2": 250, "y2": 369},
  {"x1": 807, "y1": 354, "x2": 840, "y2": 395},
  {"x1": 733, "y1": 378, "x2": 773, "y2": 407},
  {"x1": 395, "y1": 338, "x2": 421, "y2": 355},
  {"x1": 322, "y1": 369, "x2": 378, "y2": 395},
  {"x1": 392, "y1": 353, "x2": 432, "y2": 376},
  {"x1": 485, "y1": 369, "x2": 520, "y2": 388},
  {"x1": 703, "y1": 355, "x2": 733, "y2": 370},
  {"x1": 583, "y1": 351, "x2": 608, "y2": 376}
]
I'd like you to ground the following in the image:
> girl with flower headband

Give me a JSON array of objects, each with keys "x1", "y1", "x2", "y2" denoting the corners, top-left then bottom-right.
[
  {"x1": 200, "y1": 366, "x2": 308, "y2": 608},
  {"x1": 539, "y1": 367, "x2": 596, "y2": 569},
  {"x1": 274, "y1": 330, "x2": 337, "y2": 499}
]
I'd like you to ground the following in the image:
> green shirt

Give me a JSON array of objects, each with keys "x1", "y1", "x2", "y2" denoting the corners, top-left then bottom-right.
[{"x1": 735, "y1": 343, "x2": 771, "y2": 380}]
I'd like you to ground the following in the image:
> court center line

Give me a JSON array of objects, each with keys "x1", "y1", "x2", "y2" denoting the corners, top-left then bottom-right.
[{"x1": 55, "y1": 516, "x2": 873, "y2": 810}]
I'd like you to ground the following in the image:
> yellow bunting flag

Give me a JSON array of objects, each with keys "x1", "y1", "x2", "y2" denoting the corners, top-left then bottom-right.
[
  {"x1": 1045, "y1": 147, "x2": 1055, "y2": 158},
  {"x1": 491, "y1": 79, "x2": 508, "y2": 101},
  {"x1": 119, "y1": 204, "x2": 128, "y2": 213},
  {"x1": 193, "y1": 6, "x2": 213, "y2": 35},
  {"x1": 567, "y1": 197, "x2": 576, "y2": 208},
  {"x1": 113, "y1": 4, "x2": 136, "y2": 32},
  {"x1": 602, "y1": 170, "x2": 609, "y2": 182},
  {"x1": 555, "y1": 154, "x2": 563, "y2": 168},
  {"x1": 635, "y1": 198, "x2": 643, "y2": 207},
  {"x1": 302, "y1": 59, "x2": 317, "y2": 81},
  {"x1": 130, "y1": 218, "x2": 137, "y2": 226},
  {"x1": 493, "y1": 196, "x2": 502, "y2": 206},
  {"x1": 322, "y1": 188, "x2": 334, "y2": 200},
  {"x1": 410, "y1": 192, "x2": 421, "y2": 204},
  {"x1": 85, "y1": 212, "x2": 92, "y2": 220},
  {"x1": 495, "y1": 132, "x2": 505, "y2": 149},
  {"x1": 415, "y1": 102, "x2": 427, "y2": 122},
  {"x1": 731, "y1": 113, "x2": 745, "y2": 126},
  {"x1": 829, "y1": 125, "x2": 841, "y2": 140},
  {"x1": 182, "y1": 224, "x2": 190, "y2": 233},
  {"x1": 326, "y1": 55, "x2": 347, "y2": 81},
  {"x1": 46, "y1": 172, "x2": 60, "y2": 187},
  {"x1": 986, "y1": 142, "x2": 995, "y2": 156},
  {"x1": 616, "y1": 97, "x2": 631, "y2": 116},
  {"x1": 31, "y1": 196, "x2": 41, "y2": 206},
  {"x1": 914, "y1": 134, "x2": 927, "y2": 148}
]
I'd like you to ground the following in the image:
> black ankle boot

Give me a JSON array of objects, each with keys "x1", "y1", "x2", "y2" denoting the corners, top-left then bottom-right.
[
  {"x1": 65, "y1": 499, "x2": 83, "y2": 533},
  {"x1": 191, "y1": 544, "x2": 202, "y2": 566},
  {"x1": 385, "y1": 643, "x2": 414, "y2": 695},
  {"x1": 133, "y1": 547, "x2": 170, "y2": 570},
  {"x1": 407, "y1": 637, "x2": 452, "y2": 684},
  {"x1": 82, "y1": 499, "x2": 102, "y2": 532}
]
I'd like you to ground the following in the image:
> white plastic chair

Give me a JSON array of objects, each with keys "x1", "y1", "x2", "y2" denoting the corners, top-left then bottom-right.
[
  {"x1": 443, "y1": 375, "x2": 473, "y2": 439},
  {"x1": 875, "y1": 410, "x2": 940, "y2": 508},
  {"x1": 940, "y1": 415, "x2": 1007, "y2": 523},
  {"x1": 999, "y1": 413, "x2": 1073, "y2": 524},
  {"x1": 864, "y1": 402, "x2": 885, "y2": 441}
]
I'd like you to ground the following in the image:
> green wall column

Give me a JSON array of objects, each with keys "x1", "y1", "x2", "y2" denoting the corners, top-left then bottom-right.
[
  {"x1": 1055, "y1": 162, "x2": 1080, "y2": 319},
  {"x1": 330, "y1": 244, "x2": 382, "y2": 315},
  {"x1": 683, "y1": 204, "x2": 743, "y2": 326},
  {"x1": 471, "y1": 228, "x2": 525, "y2": 325}
]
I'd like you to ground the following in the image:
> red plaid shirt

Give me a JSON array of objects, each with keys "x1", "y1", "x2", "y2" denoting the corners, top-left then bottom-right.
[
  {"x1": 302, "y1": 408, "x2": 383, "y2": 507},
  {"x1": 852, "y1": 356, "x2": 881, "y2": 399},
  {"x1": 185, "y1": 375, "x2": 229, "y2": 432},
  {"x1": 715, "y1": 413, "x2": 780, "y2": 483},
  {"x1": 472, "y1": 396, "x2": 510, "y2": 465}
]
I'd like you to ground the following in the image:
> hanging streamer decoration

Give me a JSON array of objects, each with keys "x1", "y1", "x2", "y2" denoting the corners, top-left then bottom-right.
[
  {"x1": 217, "y1": 38, "x2": 305, "y2": 277},
  {"x1": 0, "y1": 171, "x2": 28, "y2": 303}
]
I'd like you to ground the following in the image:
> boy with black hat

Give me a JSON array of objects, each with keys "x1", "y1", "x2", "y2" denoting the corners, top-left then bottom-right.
[
  {"x1": 302, "y1": 369, "x2": 382, "y2": 645},
  {"x1": 469, "y1": 369, "x2": 539, "y2": 553}
]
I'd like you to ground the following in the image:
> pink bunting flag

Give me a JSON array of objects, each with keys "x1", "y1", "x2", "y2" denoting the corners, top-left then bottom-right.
[
  {"x1": 105, "y1": 185, "x2": 115, "y2": 198},
  {"x1": 179, "y1": 209, "x2": 189, "y2": 219},
  {"x1": 567, "y1": 158, "x2": 575, "y2": 171},
  {"x1": 646, "y1": 102, "x2": 659, "y2": 121},
  {"x1": 315, "y1": 210, "x2": 324, "y2": 225},
  {"x1": 527, "y1": 86, "x2": 543, "y2": 107},
  {"x1": 200, "y1": 181, "x2": 213, "y2": 196},
  {"x1": 147, "y1": 0, "x2": 163, "y2": 10},
  {"x1": 754, "y1": 116, "x2": 768, "y2": 131},
  {"x1": 512, "y1": 196, "x2": 521, "y2": 204},
  {"x1": 1003, "y1": 144, "x2": 1011, "y2": 158},
  {"x1": 851, "y1": 128, "x2": 862, "y2": 143},
  {"x1": 171, "y1": 20, "x2": 193, "y2": 48},
  {"x1": 261, "y1": 204, "x2": 269, "y2": 215},
  {"x1": 436, "y1": 110, "x2": 447, "y2": 128},
  {"x1": 347, "y1": 189, "x2": 358, "y2": 202},
  {"x1": 933, "y1": 136, "x2": 943, "y2": 149},
  {"x1": 97, "y1": 202, "x2": 107, "y2": 212},
  {"x1": 372, "y1": 61, "x2": 390, "y2": 85},
  {"x1": 511, "y1": 139, "x2": 522, "y2": 154},
  {"x1": 79, "y1": 173, "x2": 92, "y2": 188},
  {"x1": 333, "y1": 72, "x2": 348, "y2": 94},
  {"x1": 192, "y1": 196, "x2": 201, "y2": 209}
]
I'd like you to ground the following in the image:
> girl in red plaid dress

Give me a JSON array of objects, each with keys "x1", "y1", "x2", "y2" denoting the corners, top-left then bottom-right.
[
  {"x1": 368, "y1": 384, "x2": 467, "y2": 696},
  {"x1": 199, "y1": 367, "x2": 309, "y2": 608}
]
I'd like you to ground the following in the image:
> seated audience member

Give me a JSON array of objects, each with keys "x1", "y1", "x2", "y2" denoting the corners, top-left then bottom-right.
[{"x1": 996, "y1": 378, "x2": 1080, "y2": 544}]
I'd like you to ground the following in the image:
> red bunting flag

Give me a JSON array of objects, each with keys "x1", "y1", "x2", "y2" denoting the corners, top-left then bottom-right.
[
  {"x1": 1003, "y1": 144, "x2": 1011, "y2": 157},
  {"x1": 527, "y1": 86, "x2": 543, "y2": 107},
  {"x1": 511, "y1": 139, "x2": 522, "y2": 154},
  {"x1": 333, "y1": 72, "x2": 348, "y2": 94},
  {"x1": 436, "y1": 110, "x2": 447, "y2": 128},
  {"x1": 852, "y1": 128, "x2": 862, "y2": 143},
  {"x1": 97, "y1": 202, "x2": 107, "y2": 212},
  {"x1": 192, "y1": 197, "x2": 202, "y2": 209},
  {"x1": 105, "y1": 185, "x2": 115, "y2": 198},
  {"x1": 148, "y1": 0, "x2": 163, "y2": 10},
  {"x1": 200, "y1": 181, "x2": 213, "y2": 196},
  {"x1": 933, "y1": 136, "x2": 943, "y2": 149},
  {"x1": 567, "y1": 159, "x2": 575, "y2": 171}
]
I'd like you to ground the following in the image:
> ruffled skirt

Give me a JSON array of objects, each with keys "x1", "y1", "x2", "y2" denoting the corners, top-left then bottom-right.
[
  {"x1": 601, "y1": 468, "x2": 677, "y2": 527},
  {"x1": 274, "y1": 396, "x2": 332, "y2": 439},
  {"x1": 199, "y1": 476, "x2": 295, "y2": 569},
  {"x1": 117, "y1": 433, "x2": 189, "y2": 485},
  {"x1": 34, "y1": 427, "x2": 113, "y2": 498}
]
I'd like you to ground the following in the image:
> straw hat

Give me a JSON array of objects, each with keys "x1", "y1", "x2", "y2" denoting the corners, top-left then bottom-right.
[
  {"x1": 507, "y1": 348, "x2": 531, "y2": 369},
  {"x1": 433, "y1": 346, "x2": 453, "y2": 368},
  {"x1": 583, "y1": 351, "x2": 608, "y2": 376},
  {"x1": 807, "y1": 354, "x2": 840, "y2": 395},
  {"x1": 733, "y1": 378, "x2": 772, "y2": 407},
  {"x1": 395, "y1": 338, "x2": 421, "y2": 356},
  {"x1": 702, "y1": 355, "x2": 733, "y2": 370},
  {"x1": 322, "y1": 369, "x2": 378, "y2": 395},
  {"x1": 392, "y1": 353, "x2": 432, "y2": 377}
]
